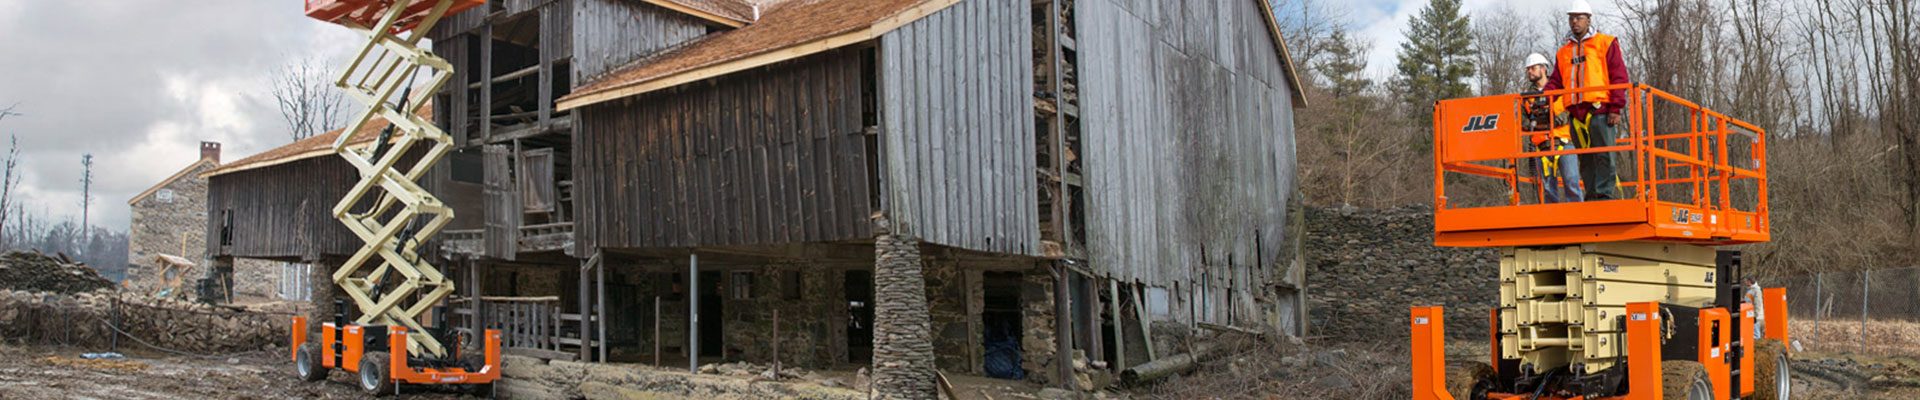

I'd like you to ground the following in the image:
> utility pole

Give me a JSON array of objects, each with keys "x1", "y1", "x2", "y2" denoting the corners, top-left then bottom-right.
[{"x1": 80, "y1": 153, "x2": 93, "y2": 238}]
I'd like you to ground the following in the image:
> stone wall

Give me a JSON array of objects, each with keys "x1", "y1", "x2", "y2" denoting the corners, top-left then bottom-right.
[
  {"x1": 230, "y1": 258, "x2": 283, "y2": 300},
  {"x1": 870, "y1": 231, "x2": 936, "y2": 399},
  {"x1": 126, "y1": 161, "x2": 215, "y2": 292},
  {"x1": 923, "y1": 259, "x2": 981, "y2": 374},
  {"x1": 719, "y1": 265, "x2": 850, "y2": 368},
  {"x1": 1305, "y1": 205, "x2": 1499, "y2": 342},
  {"x1": 0, "y1": 289, "x2": 285, "y2": 353},
  {"x1": 1019, "y1": 266, "x2": 1059, "y2": 386}
]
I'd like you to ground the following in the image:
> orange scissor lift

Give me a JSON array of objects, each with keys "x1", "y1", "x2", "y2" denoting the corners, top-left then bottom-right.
[
  {"x1": 1413, "y1": 84, "x2": 1793, "y2": 399},
  {"x1": 288, "y1": 0, "x2": 499, "y2": 397}
]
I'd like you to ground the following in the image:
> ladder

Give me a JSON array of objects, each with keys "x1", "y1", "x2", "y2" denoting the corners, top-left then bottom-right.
[{"x1": 312, "y1": 0, "x2": 478, "y2": 358}]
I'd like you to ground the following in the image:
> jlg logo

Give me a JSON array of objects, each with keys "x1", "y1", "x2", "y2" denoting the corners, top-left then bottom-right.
[{"x1": 1461, "y1": 114, "x2": 1500, "y2": 132}]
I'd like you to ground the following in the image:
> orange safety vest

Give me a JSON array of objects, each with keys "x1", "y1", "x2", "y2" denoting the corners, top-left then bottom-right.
[
  {"x1": 1555, "y1": 33, "x2": 1617, "y2": 106},
  {"x1": 1523, "y1": 90, "x2": 1571, "y2": 141}
]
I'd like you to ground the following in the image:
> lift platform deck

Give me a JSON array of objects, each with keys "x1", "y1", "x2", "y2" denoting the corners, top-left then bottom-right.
[
  {"x1": 1432, "y1": 84, "x2": 1769, "y2": 248},
  {"x1": 305, "y1": 0, "x2": 486, "y2": 32}
]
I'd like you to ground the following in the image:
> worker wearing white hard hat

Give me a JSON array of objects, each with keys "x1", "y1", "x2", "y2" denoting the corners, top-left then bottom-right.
[
  {"x1": 1520, "y1": 53, "x2": 1580, "y2": 203},
  {"x1": 1568, "y1": 0, "x2": 1594, "y2": 15},
  {"x1": 1543, "y1": 0, "x2": 1629, "y2": 201}
]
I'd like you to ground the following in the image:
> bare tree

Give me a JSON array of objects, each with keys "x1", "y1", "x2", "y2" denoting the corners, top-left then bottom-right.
[
  {"x1": 1270, "y1": 0, "x2": 1351, "y2": 79},
  {"x1": 271, "y1": 57, "x2": 347, "y2": 141},
  {"x1": 1470, "y1": 6, "x2": 1553, "y2": 96},
  {"x1": 0, "y1": 105, "x2": 21, "y2": 250}
]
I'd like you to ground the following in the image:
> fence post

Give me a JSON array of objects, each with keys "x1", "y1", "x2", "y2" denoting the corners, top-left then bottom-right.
[
  {"x1": 1861, "y1": 269, "x2": 1870, "y2": 353},
  {"x1": 1812, "y1": 272, "x2": 1822, "y2": 344}
]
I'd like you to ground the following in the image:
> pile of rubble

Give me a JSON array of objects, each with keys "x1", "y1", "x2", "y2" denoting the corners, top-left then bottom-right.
[
  {"x1": 1305, "y1": 205, "x2": 1500, "y2": 342},
  {"x1": 0, "y1": 251, "x2": 114, "y2": 294},
  {"x1": 0, "y1": 289, "x2": 284, "y2": 354}
]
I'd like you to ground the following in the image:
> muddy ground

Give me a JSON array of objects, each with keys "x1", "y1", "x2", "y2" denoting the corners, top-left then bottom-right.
[{"x1": 0, "y1": 343, "x2": 477, "y2": 400}]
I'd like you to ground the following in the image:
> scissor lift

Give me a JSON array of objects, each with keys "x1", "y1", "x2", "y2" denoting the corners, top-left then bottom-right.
[
  {"x1": 1413, "y1": 84, "x2": 1793, "y2": 399},
  {"x1": 287, "y1": 0, "x2": 499, "y2": 396}
]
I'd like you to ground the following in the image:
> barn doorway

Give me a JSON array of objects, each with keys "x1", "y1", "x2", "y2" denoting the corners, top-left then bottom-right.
[
  {"x1": 698, "y1": 271, "x2": 723, "y2": 358},
  {"x1": 845, "y1": 270, "x2": 874, "y2": 364},
  {"x1": 982, "y1": 271, "x2": 1025, "y2": 379}
]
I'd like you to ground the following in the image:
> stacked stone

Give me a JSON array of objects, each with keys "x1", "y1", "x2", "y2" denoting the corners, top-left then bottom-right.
[
  {"x1": 0, "y1": 289, "x2": 285, "y2": 352},
  {"x1": 1304, "y1": 205, "x2": 1501, "y2": 342},
  {"x1": 868, "y1": 222, "x2": 937, "y2": 400},
  {"x1": 1019, "y1": 267, "x2": 1059, "y2": 385}
]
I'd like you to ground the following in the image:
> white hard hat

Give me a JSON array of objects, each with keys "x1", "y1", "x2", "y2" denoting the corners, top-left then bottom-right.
[
  {"x1": 1568, "y1": 0, "x2": 1594, "y2": 15},
  {"x1": 1524, "y1": 53, "x2": 1551, "y2": 69}
]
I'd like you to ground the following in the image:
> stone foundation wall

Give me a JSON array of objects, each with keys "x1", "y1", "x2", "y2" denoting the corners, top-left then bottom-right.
[
  {"x1": 720, "y1": 265, "x2": 849, "y2": 368},
  {"x1": 924, "y1": 260, "x2": 982, "y2": 374},
  {"x1": 230, "y1": 258, "x2": 282, "y2": 300},
  {"x1": 1020, "y1": 265, "x2": 1059, "y2": 385},
  {"x1": 1305, "y1": 205, "x2": 1499, "y2": 342}
]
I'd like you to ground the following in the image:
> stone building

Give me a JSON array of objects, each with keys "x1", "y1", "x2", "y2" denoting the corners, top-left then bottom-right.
[
  {"x1": 127, "y1": 141, "x2": 297, "y2": 302},
  {"x1": 126, "y1": 142, "x2": 220, "y2": 294}
]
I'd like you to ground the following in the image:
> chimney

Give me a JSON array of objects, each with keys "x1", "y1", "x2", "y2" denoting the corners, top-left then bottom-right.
[{"x1": 200, "y1": 141, "x2": 221, "y2": 164}]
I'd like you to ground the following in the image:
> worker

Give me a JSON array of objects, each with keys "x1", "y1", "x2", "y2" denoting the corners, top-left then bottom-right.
[
  {"x1": 1519, "y1": 53, "x2": 1582, "y2": 203},
  {"x1": 1744, "y1": 277, "x2": 1766, "y2": 339},
  {"x1": 1542, "y1": 0, "x2": 1628, "y2": 201}
]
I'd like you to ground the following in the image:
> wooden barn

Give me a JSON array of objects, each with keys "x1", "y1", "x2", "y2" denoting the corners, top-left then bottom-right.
[
  {"x1": 200, "y1": 107, "x2": 443, "y2": 317},
  {"x1": 339, "y1": 0, "x2": 1307, "y2": 391}
]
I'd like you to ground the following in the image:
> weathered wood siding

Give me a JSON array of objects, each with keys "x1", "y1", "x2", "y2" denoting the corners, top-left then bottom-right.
[
  {"x1": 877, "y1": 0, "x2": 1038, "y2": 256},
  {"x1": 571, "y1": 0, "x2": 707, "y2": 84},
  {"x1": 573, "y1": 50, "x2": 875, "y2": 251},
  {"x1": 1075, "y1": 0, "x2": 1297, "y2": 292},
  {"x1": 204, "y1": 157, "x2": 366, "y2": 261}
]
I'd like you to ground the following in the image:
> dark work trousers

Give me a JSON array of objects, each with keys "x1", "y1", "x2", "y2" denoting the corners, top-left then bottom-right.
[{"x1": 1571, "y1": 112, "x2": 1621, "y2": 200}]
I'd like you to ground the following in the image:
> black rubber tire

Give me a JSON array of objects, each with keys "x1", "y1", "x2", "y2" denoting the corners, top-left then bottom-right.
[
  {"x1": 1662, "y1": 360, "x2": 1714, "y2": 400},
  {"x1": 358, "y1": 351, "x2": 395, "y2": 396},
  {"x1": 294, "y1": 343, "x2": 328, "y2": 382},
  {"x1": 1446, "y1": 361, "x2": 1496, "y2": 400},
  {"x1": 1752, "y1": 339, "x2": 1792, "y2": 400}
]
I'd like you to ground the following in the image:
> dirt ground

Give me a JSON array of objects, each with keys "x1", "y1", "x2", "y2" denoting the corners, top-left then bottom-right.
[{"x1": 0, "y1": 343, "x2": 476, "y2": 400}]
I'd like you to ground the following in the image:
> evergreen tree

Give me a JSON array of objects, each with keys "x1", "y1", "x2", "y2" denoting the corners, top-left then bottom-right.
[
  {"x1": 1318, "y1": 28, "x2": 1373, "y2": 100},
  {"x1": 1392, "y1": 0, "x2": 1477, "y2": 130}
]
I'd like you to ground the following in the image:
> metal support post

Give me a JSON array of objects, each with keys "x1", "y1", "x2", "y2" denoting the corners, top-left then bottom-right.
[{"x1": 690, "y1": 252, "x2": 700, "y2": 373}]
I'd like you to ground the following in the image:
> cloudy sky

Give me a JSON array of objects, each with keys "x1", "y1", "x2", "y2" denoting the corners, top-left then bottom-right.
[
  {"x1": 1329, "y1": 0, "x2": 1624, "y2": 78},
  {"x1": 0, "y1": 1, "x2": 363, "y2": 232},
  {"x1": 0, "y1": 0, "x2": 1615, "y2": 234}
]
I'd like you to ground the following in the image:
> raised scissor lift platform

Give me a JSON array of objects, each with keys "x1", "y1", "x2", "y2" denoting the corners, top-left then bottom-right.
[
  {"x1": 291, "y1": 0, "x2": 498, "y2": 394},
  {"x1": 1414, "y1": 85, "x2": 1783, "y2": 399},
  {"x1": 1431, "y1": 84, "x2": 1769, "y2": 248}
]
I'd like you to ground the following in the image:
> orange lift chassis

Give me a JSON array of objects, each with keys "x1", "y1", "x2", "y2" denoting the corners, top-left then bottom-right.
[
  {"x1": 288, "y1": 0, "x2": 500, "y2": 396},
  {"x1": 1412, "y1": 84, "x2": 1793, "y2": 400}
]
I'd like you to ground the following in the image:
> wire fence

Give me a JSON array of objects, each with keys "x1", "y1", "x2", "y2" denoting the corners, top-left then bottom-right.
[{"x1": 1772, "y1": 267, "x2": 1920, "y2": 354}]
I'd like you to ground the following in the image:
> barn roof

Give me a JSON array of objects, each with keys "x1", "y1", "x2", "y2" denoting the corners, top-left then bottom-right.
[
  {"x1": 560, "y1": 0, "x2": 1307, "y2": 111},
  {"x1": 557, "y1": 0, "x2": 955, "y2": 110},
  {"x1": 201, "y1": 104, "x2": 433, "y2": 178}
]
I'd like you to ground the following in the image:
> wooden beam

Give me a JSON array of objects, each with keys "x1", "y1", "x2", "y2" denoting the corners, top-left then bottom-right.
[
  {"x1": 1110, "y1": 278, "x2": 1124, "y2": 369},
  {"x1": 467, "y1": 64, "x2": 540, "y2": 90},
  {"x1": 637, "y1": 0, "x2": 748, "y2": 28}
]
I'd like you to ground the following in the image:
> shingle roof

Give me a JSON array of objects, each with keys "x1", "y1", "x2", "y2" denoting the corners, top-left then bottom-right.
[
  {"x1": 557, "y1": 0, "x2": 954, "y2": 110},
  {"x1": 201, "y1": 104, "x2": 433, "y2": 178}
]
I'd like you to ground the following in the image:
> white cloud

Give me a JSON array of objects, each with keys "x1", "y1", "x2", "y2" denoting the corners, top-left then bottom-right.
[{"x1": 1356, "y1": 0, "x2": 1621, "y2": 79}]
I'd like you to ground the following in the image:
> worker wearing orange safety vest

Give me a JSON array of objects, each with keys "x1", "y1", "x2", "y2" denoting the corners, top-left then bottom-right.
[
  {"x1": 1521, "y1": 53, "x2": 1582, "y2": 203},
  {"x1": 1541, "y1": 0, "x2": 1628, "y2": 201}
]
